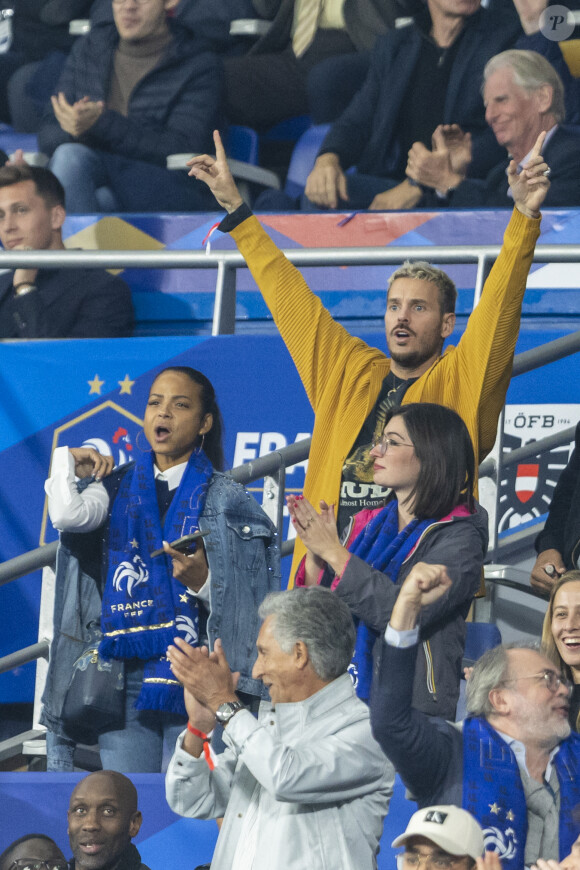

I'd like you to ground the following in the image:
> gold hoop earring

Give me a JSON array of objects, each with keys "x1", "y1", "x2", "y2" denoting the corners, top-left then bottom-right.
[{"x1": 136, "y1": 429, "x2": 152, "y2": 453}]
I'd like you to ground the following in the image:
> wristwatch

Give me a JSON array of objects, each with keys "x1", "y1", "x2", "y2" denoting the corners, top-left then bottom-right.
[{"x1": 215, "y1": 700, "x2": 246, "y2": 726}]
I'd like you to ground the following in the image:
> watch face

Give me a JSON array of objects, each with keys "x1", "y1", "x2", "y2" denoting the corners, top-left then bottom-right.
[{"x1": 216, "y1": 701, "x2": 243, "y2": 724}]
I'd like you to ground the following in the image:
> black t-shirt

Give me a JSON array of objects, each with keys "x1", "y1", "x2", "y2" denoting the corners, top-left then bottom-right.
[
  {"x1": 337, "y1": 372, "x2": 416, "y2": 533},
  {"x1": 393, "y1": 10, "x2": 464, "y2": 178}
]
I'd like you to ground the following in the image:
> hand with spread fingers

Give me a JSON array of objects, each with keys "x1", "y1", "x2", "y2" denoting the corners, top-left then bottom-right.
[
  {"x1": 187, "y1": 129, "x2": 244, "y2": 214},
  {"x1": 179, "y1": 647, "x2": 217, "y2": 734},
  {"x1": 286, "y1": 494, "x2": 349, "y2": 577},
  {"x1": 167, "y1": 636, "x2": 239, "y2": 713},
  {"x1": 406, "y1": 126, "x2": 468, "y2": 193},
  {"x1": 439, "y1": 124, "x2": 472, "y2": 176},
  {"x1": 163, "y1": 539, "x2": 209, "y2": 591},
  {"x1": 69, "y1": 447, "x2": 115, "y2": 481},
  {"x1": 509, "y1": 130, "x2": 550, "y2": 217},
  {"x1": 51, "y1": 92, "x2": 104, "y2": 138}
]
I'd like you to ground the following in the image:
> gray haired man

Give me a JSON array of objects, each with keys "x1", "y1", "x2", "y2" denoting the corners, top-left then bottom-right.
[
  {"x1": 165, "y1": 587, "x2": 394, "y2": 870},
  {"x1": 371, "y1": 566, "x2": 580, "y2": 870},
  {"x1": 408, "y1": 50, "x2": 580, "y2": 208}
]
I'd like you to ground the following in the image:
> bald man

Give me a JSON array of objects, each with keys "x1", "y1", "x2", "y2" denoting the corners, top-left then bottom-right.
[
  {"x1": 67, "y1": 772, "x2": 150, "y2": 870},
  {"x1": 0, "y1": 835, "x2": 67, "y2": 870}
]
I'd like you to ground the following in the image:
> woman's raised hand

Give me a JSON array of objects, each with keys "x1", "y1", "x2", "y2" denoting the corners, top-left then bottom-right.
[
  {"x1": 69, "y1": 447, "x2": 114, "y2": 481},
  {"x1": 287, "y1": 495, "x2": 349, "y2": 575}
]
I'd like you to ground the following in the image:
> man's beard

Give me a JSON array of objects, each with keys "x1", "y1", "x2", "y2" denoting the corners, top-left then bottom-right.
[{"x1": 389, "y1": 345, "x2": 440, "y2": 373}]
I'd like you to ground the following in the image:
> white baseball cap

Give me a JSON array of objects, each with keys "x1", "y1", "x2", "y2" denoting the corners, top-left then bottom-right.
[{"x1": 392, "y1": 806, "x2": 484, "y2": 862}]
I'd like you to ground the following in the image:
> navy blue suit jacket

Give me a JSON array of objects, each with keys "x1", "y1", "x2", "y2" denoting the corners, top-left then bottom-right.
[
  {"x1": 319, "y1": 9, "x2": 522, "y2": 180},
  {"x1": 435, "y1": 126, "x2": 580, "y2": 208}
]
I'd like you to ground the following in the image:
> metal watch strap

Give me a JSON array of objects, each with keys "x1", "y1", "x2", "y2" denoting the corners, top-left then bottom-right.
[{"x1": 215, "y1": 700, "x2": 246, "y2": 726}]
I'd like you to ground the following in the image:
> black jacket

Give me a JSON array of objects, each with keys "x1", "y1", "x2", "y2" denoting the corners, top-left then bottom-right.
[
  {"x1": 318, "y1": 9, "x2": 524, "y2": 181},
  {"x1": 0, "y1": 267, "x2": 134, "y2": 338},
  {"x1": 535, "y1": 421, "x2": 580, "y2": 570},
  {"x1": 249, "y1": 0, "x2": 419, "y2": 54},
  {"x1": 70, "y1": 844, "x2": 149, "y2": 870},
  {"x1": 38, "y1": 19, "x2": 223, "y2": 165}
]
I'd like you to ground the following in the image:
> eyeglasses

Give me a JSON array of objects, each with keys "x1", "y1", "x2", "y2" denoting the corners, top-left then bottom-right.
[
  {"x1": 9, "y1": 862, "x2": 69, "y2": 870},
  {"x1": 397, "y1": 851, "x2": 469, "y2": 870},
  {"x1": 370, "y1": 435, "x2": 414, "y2": 456},
  {"x1": 503, "y1": 669, "x2": 573, "y2": 695}
]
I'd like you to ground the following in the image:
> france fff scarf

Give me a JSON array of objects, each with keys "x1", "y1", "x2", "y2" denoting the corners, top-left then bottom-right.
[
  {"x1": 347, "y1": 500, "x2": 432, "y2": 700},
  {"x1": 100, "y1": 448, "x2": 212, "y2": 714},
  {"x1": 463, "y1": 717, "x2": 580, "y2": 870}
]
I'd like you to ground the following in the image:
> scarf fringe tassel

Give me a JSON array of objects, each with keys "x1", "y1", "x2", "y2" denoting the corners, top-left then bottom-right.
[
  {"x1": 136, "y1": 681, "x2": 187, "y2": 716},
  {"x1": 99, "y1": 626, "x2": 176, "y2": 662}
]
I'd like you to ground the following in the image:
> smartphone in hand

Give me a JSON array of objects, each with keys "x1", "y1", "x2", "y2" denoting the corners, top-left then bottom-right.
[{"x1": 150, "y1": 530, "x2": 209, "y2": 558}]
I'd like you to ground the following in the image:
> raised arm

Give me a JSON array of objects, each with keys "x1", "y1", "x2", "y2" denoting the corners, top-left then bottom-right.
[
  {"x1": 370, "y1": 567, "x2": 460, "y2": 800},
  {"x1": 187, "y1": 129, "x2": 244, "y2": 213},
  {"x1": 45, "y1": 446, "x2": 113, "y2": 532},
  {"x1": 189, "y1": 131, "x2": 381, "y2": 416}
]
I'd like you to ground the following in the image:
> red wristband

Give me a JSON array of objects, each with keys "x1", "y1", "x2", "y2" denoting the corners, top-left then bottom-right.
[
  {"x1": 187, "y1": 722, "x2": 208, "y2": 739},
  {"x1": 187, "y1": 722, "x2": 215, "y2": 770}
]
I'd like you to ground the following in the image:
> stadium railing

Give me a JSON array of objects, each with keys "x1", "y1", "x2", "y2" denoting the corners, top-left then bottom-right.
[{"x1": 1, "y1": 243, "x2": 580, "y2": 765}]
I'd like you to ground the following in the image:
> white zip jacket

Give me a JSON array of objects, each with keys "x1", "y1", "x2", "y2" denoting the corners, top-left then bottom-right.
[{"x1": 165, "y1": 673, "x2": 394, "y2": 869}]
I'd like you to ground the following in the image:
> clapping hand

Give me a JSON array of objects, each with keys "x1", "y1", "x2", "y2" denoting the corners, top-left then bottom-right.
[{"x1": 51, "y1": 92, "x2": 104, "y2": 137}]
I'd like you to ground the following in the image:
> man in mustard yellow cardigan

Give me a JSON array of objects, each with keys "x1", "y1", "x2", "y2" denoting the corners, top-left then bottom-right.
[{"x1": 189, "y1": 131, "x2": 550, "y2": 580}]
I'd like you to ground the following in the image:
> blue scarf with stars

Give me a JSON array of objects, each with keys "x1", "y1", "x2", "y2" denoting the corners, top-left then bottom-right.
[
  {"x1": 463, "y1": 717, "x2": 580, "y2": 870},
  {"x1": 348, "y1": 500, "x2": 432, "y2": 701},
  {"x1": 99, "y1": 449, "x2": 212, "y2": 713}
]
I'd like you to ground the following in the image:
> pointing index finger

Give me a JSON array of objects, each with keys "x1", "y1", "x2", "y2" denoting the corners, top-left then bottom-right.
[
  {"x1": 531, "y1": 129, "x2": 547, "y2": 159},
  {"x1": 213, "y1": 129, "x2": 227, "y2": 164}
]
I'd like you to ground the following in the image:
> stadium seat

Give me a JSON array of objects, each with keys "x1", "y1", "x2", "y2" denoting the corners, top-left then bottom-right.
[
  {"x1": 463, "y1": 621, "x2": 502, "y2": 667},
  {"x1": 0, "y1": 125, "x2": 48, "y2": 165}
]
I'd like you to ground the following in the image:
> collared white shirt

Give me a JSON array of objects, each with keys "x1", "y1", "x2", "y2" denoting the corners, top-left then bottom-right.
[{"x1": 45, "y1": 446, "x2": 210, "y2": 600}]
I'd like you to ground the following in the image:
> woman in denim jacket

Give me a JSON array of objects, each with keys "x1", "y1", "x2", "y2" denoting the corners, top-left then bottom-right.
[{"x1": 41, "y1": 366, "x2": 280, "y2": 771}]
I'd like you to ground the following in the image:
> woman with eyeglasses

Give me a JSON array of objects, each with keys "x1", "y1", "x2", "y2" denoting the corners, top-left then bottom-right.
[
  {"x1": 287, "y1": 402, "x2": 487, "y2": 719},
  {"x1": 541, "y1": 569, "x2": 580, "y2": 730},
  {"x1": 41, "y1": 366, "x2": 280, "y2": 772}
]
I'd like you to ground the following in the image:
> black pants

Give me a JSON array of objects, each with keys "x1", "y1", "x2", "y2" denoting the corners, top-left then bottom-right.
[{"x1": 223, "y1": 29, "x2": 355, "y2": 130}]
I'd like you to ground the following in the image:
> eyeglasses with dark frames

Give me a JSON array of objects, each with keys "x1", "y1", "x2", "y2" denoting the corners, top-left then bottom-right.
[{"x1": 9, "y1": 861, "x2": 69, "y2": 870}]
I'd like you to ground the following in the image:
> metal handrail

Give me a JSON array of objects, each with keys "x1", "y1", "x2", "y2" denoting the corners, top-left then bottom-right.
[
  {"x1": 0, "y1": 437, "x2": 314, "y2": 588},
  {"x1": 2, "y1": 243, "x2": 579, "y2": 269},
  {"x1": 2, "y1": 243, "x2": 580, "y2": 335},
  {"x1": 2, "y1": 325, "x2": 579, "y2": 587},
  {"x1": 0, "y1": 641, "x2": 49, "y2": 675}
]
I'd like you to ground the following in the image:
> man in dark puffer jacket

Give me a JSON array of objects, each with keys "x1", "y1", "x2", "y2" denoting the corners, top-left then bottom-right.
[{"x1": 38, "y1": 0, "x2": 222, "y2": 212}]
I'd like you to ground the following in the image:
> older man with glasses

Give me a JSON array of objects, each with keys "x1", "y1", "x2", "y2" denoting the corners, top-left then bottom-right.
[{"x1": 371, "y1": 566, "x2": 580, "y2": 870}]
